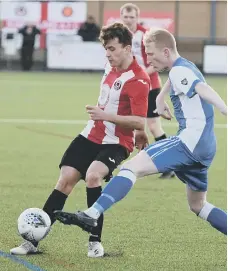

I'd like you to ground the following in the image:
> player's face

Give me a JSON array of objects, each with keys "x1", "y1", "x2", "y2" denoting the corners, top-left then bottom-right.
[
  {"x1": 145, "y1": 42, "x2": 170, "y2": 72},
  {"x1": 105, "y1": 38, "x2": 131, "y2": 67},
  {"x1": 121, "y1": 9, "x2": 138, "y2": 32}
]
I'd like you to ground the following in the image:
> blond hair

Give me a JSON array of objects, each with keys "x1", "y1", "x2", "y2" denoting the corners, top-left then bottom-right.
[
  {"x1": 143, "y1": 28, "x2": 176, "y2": 51},
  {"x1": 120, "y1": 3, "x2": 140, "y2": 17}
]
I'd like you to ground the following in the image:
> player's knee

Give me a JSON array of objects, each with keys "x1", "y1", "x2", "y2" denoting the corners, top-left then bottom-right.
[
  {"x1": 86, "y1": 172, "x2": 102, "y2": 188},
  {"x1": 55, "y1": 166, "x2": 80, "y2": 195},
  {"x1": 120, "y1": 160, "x2": 139, "y2": 177},
  {"x1": 55, "y1": 177, "x2": 75, "y2": 195},
  {"x1": 188, "y1": 201, "x2": 205, "y2": 215},
  {"x1": 55, "y1": 171, "x2": 78, "y2": 195},
  {"x1": 120, "y1": 151, "x2": 157, "y2": 178}
]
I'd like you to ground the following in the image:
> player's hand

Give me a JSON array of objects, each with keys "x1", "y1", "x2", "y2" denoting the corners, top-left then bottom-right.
[
  {"x1": 154, "y1": 101, "x2": 173, "y2": 121},
  {"x1": 135, "y1": 130, "x2": 149, "y2": 151},
  {"x1": 86, "y1": 105, "x2": 108, "y2": 121}
]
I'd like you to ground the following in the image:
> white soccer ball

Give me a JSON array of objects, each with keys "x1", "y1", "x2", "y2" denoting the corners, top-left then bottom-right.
[{"x1": 17, "y1": 208, "x2": 51, "y2": 242}]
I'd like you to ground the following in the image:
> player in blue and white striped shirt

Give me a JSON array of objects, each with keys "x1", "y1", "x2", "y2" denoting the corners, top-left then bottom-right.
[{"x1": 55, "y1": 28, "x2": 227, "y2": 237}]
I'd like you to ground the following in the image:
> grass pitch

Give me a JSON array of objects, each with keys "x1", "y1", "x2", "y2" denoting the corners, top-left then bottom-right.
[{"x1": 0, "y1": 72, "x2": 226, "y2": 271}]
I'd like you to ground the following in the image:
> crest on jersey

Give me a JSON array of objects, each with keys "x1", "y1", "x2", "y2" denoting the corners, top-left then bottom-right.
[
  {"x1": 113, "y1": 80, "x2": 122, "y2": 91},
  {"x1": 181, "y1": 78, "x2": 188, "y2": 85}
]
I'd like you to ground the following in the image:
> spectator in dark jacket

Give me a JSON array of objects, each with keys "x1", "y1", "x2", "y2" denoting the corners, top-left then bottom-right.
[
  {"x1": 78, "y1": 16, "x2": 100, "y2": 42},
  {"x1": 18, "y1": 24, "x2": 41, "y2": 71}
]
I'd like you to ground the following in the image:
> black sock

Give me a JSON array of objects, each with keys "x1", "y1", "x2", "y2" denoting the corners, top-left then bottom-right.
[
  {"x1": 155, "y1": 133, "x2": 167, "y2": 141},
  {"x1": 29, "y1": 189, "x2": 67, "y2": 248},
  {"x1": 86, "y1": 186, "x2": 103, "y2": 242},
  {"x1": 29, "y1": 189, "x2": 68, "y2": 248},
  {"x1": 43, "y1": 189, "x2": 68, "y2": 225}
]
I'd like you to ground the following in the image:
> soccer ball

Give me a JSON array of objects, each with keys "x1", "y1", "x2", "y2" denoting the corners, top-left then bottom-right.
[{"x1": 17, "y1": 208, "x2": 51, "y2": 242}]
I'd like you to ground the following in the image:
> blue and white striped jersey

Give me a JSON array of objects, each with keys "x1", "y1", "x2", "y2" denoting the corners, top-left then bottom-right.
[{"x1": 169, "y1": 57, "x2": 216, "y2": 166}]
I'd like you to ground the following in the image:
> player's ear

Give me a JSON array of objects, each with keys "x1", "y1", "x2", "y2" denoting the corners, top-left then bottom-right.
[
  {"x1": 163, "y1": 48, "x2": 169, "y2": 58},
  {"x1": 164, "y1": 48, "x2": 169, "y2": 58},
  {"x1": 125, "y1": 45, "x2": 131, "y2": 53}
]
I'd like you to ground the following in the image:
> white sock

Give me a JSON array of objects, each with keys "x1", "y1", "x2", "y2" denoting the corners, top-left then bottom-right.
[
  {"x1": 198, "y1": 202, "x2": 214, "y2": 220},
  {"x1": 84, "y1": 206, "x2": 100, "y2": 220}
]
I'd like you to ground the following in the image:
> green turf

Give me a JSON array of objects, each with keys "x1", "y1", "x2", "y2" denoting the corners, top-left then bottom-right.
[{"x1": 0, "y1": 72, "x2": 226, "y2": 271}]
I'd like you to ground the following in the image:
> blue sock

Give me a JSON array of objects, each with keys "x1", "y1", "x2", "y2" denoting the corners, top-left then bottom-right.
[
  {"x1": 92, "y1": 169, "x2": 136, "y2": 214},
  {"x1": 199, "y1": 202, "x2": 227, "y2": 235}
]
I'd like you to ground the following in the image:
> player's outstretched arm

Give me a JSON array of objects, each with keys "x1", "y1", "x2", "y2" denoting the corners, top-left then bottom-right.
[{"x1": 195, "y1": 82, "x2": 227, "y2": 116}]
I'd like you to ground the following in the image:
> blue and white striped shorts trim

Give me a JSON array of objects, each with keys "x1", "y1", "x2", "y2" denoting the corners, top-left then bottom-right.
[{"x1": 145, "y1": 136, "x2": 181, "y2": 160}]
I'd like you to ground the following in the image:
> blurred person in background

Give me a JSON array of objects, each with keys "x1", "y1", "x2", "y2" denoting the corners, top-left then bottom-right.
[
  {"x1": 78, "y1": 15, "x2": 100, "y2": 42},
  {"x1": 120, "y1": 3, "x2": 175, "y2": 179},
  {"x1": 18, "y1": 23, "x2": 41, "y2": 71}
]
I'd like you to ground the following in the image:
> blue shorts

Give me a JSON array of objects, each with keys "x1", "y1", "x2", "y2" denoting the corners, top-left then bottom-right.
[{"x1": 144, "y1": 136, "x2": 208, "y2": 192}]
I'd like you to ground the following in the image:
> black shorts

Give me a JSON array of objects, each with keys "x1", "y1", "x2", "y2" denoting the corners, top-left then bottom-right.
[
  {"x1": 147, "y1": 88, "x2": 161, "y2": 118},
  {"x1": 59, "y1": 135, "x2": 129, "y2": 180}
]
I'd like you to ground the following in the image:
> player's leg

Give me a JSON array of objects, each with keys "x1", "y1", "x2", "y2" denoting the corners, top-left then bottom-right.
[
  {"x1": 42, "y1": 135, "x2": 96, "y2": 229},
  {"x1": 147, "y1": 89, "x2": 166, "y2": 140},
  {"x1": 54, "y1": 137, "x2": 184, "y2": 231},
  {"x1": 186, "y1": 183, "x2": 227, "y2": 235},
  {"x1": 85, "y1": 145, "x2": 129, "y2": 257},
  {"x1": 147, "y1": 117, "x2": 165, "y2": 139},
  {"x1": 147, "y1": 89, "x2": 175, "y2": 179},
  {"x1": 43, "y1": 166, "x2": 81, "y2": 225},
  {"x1": 85, "y1": 161, "x2": 108, "y2": 257},
  {"x1": 82, "y1": 149, "x2": 158, "y2": 220},
  {"x1": 10, "y1": 166, "x2": 82, "y2": 255},
  {"x1": 10, "y1": 135, "x2": 92, "y2": 255}
]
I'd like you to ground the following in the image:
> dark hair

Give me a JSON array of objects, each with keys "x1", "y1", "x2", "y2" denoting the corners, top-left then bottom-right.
[{"x1": 99, "y1": 22, "x2": 133, "y2": 47}]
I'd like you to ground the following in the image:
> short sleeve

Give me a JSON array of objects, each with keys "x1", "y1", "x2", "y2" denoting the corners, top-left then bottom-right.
[
  {"x1": 169, "y1": 66, "x2": 201, "y2": 98},
  {"x1": 126, "y1": 79, "x2": 150, "y2": 117}
]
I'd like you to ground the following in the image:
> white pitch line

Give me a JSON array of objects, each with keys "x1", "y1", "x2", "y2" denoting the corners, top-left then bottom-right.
[{"x1": 0, "y1": 118, "x2": 226, "y2": 129}]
